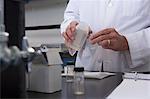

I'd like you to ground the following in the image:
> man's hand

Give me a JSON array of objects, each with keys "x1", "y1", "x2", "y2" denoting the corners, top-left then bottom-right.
[
  {"x1": 89, "y1": 28, "x2": 129, "y2": 51},
  {"x1": 62, "y1": 21, "x2": 79, "y2": 44}
]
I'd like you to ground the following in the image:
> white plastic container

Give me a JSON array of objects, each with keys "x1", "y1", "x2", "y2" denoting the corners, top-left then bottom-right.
[{"x1": 67, "y1": 22, "x2": 90, "y2": 51}]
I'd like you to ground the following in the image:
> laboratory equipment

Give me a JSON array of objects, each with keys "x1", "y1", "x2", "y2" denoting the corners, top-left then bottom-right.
[{"x1": 27, "y1": 44, "x2": 62, "y2": 93}]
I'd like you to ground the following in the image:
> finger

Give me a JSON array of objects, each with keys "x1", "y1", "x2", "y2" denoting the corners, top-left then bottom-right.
[
  {"x1": 99, "y1": 40, "x2": 110, "y2": 49},
  {"x1": 62, "y1": 32, "x2": 70, "y2": 42},
  {"x1": 63, "y1": 31, "x2": 73, "y2": 43},
  {"x1": 70, "y1": 21, "x2": 78, "y2": 32},
  {"x1": 90, "y1": 28, "x2": 115, "y2": 40},
  {"x1": 66, "y1": 27, "x2": 75, "y2": 40},
  {"x1": 90, "y1": 33, "x2": 114, "y2": 44},
  {"x1": 100, "y1": 28, "x2": 115, "y2": 35}
]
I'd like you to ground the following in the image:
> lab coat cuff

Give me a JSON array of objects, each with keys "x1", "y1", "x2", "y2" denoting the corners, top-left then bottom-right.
[{"x1": 123, "y1": 33, "x2": 143, "y2": 68}]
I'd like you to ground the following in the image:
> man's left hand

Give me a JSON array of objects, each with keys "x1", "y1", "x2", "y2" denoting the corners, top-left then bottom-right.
[{"x1": 89, "y1": 28, "x2": 129, "y2": 51}]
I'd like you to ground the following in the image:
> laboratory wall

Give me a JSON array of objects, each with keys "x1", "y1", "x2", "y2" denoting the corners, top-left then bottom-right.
[{"x1": 25, "y1": 0, "x2": 68, "y2": 46}]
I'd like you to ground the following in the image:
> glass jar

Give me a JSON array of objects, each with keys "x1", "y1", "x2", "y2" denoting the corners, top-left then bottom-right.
[
  {"x1": 73, "y1": 67, "x2": 84, "y2": 95},
  {"x1": 65, "y1": 61, "x2": 75, "y2": 82}
]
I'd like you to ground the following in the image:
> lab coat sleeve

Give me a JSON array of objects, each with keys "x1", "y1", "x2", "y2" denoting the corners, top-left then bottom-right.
[
  {"x1": 60, "y1": 0, "x2": 80, "y2": 33},
  {"x1": 123, "y1": 27, "x2": 150, "y2": 68}
]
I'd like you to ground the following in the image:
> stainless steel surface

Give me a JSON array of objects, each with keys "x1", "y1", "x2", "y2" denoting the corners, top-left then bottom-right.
[{"x1": 28, "y1": 74, "x2": 123, "y2": 99}]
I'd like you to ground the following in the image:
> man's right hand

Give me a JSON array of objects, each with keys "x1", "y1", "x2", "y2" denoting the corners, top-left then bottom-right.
[{"x1": 62, "y1": 21, "x2": 78, "y2": 44}]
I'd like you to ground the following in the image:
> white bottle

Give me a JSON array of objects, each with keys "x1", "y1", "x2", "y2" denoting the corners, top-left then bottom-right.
[{"x1": 67, "y1": 22, "x2": 90, "y2": 51}]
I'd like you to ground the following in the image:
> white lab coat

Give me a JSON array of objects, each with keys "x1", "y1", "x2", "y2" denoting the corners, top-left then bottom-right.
[{"x1": 61, "y1": 0, "x2": 150, "y2": 72}]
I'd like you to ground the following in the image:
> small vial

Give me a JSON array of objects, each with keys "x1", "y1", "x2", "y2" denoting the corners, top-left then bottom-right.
[
  {"x1": 65, "y1": 61, "x2": 75, "y2": 82},
  {"x1": 73, "y1": 67, "x2": 85, "y2": 95}
]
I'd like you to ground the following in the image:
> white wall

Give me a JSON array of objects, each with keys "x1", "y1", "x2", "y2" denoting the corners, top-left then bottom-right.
[{"x1": 25, "y1": 0, "x2": 68, "y2": 46}]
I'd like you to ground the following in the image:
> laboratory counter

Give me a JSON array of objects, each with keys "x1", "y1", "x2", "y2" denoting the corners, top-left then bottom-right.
[{"x1": 28, "y1": 73, "x2": 123, "y2": 99}]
